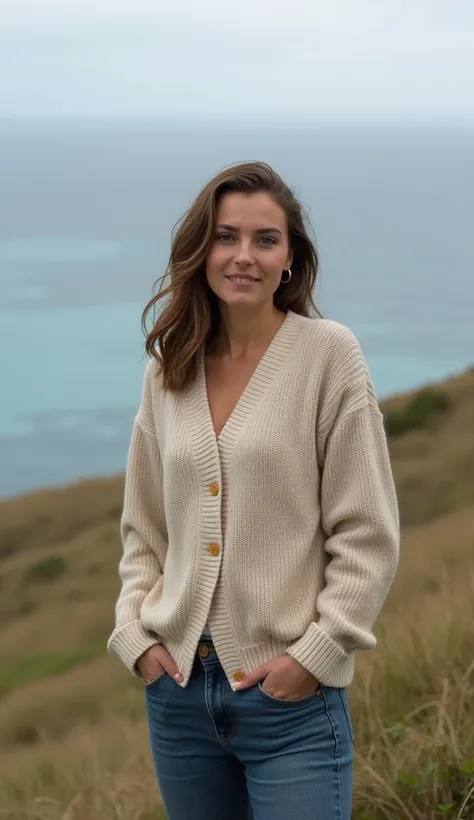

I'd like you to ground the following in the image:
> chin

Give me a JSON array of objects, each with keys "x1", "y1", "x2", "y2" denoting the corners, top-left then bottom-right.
[{"x1": 220, "y1": 292, "x2": 262, "y2": 307}]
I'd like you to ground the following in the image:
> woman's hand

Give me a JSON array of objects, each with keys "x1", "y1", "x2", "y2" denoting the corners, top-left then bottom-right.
[
  {"x1": 137, "y1": 644, "x2": 183, "y2": 684},
  {"x1": 234, "y1": 655, "x2": 319, "y2": 699}
]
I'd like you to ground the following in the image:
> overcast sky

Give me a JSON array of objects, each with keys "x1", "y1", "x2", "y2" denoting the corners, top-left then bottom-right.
[{"x1": 1, "y1": 0, "x2": 473, "y2": 121}]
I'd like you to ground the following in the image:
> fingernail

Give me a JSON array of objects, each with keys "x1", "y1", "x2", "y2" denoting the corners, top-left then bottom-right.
[
  {"x1": 174, "y1": 672, "x2": 183, "y2": 682},
  {"x1": 234, "y1": 682, "x2": 242, "y2": 690}
]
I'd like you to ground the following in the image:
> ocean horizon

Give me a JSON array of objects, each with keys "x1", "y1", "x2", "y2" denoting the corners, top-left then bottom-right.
[{"x1": 1, "y1": 118, "x2": 473, "y2": 500}]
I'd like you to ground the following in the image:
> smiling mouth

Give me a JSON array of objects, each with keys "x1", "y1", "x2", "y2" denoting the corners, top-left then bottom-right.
[{"x1": 226, "y1": 274, "x2": 260, "y2": 283}]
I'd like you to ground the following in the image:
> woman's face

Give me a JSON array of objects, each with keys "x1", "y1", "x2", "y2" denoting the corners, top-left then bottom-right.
[{"x1": 206, "y1": 191, "x2": 292, "y2": 310}]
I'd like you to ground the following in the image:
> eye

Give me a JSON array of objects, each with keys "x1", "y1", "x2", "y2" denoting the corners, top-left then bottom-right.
[
  {"x1": 258, "y1": 236, "x2": 277, "y2": 246},
  {"x1": 215, "y1": 233, "x2": 235, "y2": 242}
]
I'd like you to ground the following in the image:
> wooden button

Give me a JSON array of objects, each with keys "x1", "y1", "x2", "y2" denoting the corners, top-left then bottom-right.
[
  {"x1": 209, "y1": 482, "x2": 219, "y2": 497},
  {"x1": 198, "y1": 644, "x2": 209, "y2": 658},
  {"x1": 233, "y1": 671, "x2": 245, "y2": 682},
  {"x1": 208, "y1": 543, "x2": 220, "y2": 556}
]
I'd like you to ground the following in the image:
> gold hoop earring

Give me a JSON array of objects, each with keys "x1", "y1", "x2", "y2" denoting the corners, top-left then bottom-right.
[{"x1": 281, "y1": 269, "x2": 292, "y2": 284}]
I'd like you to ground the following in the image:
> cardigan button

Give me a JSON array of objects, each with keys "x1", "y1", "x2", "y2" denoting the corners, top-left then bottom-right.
[
  {"x1": 209, "y1": 482, "x2": 219, "y2": 497},
  {"x1": 208, "y1": 543, "x2": 221, "y2": 556},
  {"x1": 233, "y1": 671, "x2": 245, "y2": 683}
]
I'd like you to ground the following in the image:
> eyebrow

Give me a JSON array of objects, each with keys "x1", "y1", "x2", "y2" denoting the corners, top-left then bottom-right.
[{"x1": 216, "y1": 223, "x2": 282, "y2": 236}]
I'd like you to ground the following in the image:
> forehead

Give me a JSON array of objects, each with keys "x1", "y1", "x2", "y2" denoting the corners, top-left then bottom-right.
[{"x1": 216, "y1": 191, "x2": 287, "y2": 231}]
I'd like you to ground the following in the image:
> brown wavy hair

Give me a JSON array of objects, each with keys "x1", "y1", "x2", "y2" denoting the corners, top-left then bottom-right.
[{"x1": 142, "y1": 161, "x2": 320, "y2": 392}]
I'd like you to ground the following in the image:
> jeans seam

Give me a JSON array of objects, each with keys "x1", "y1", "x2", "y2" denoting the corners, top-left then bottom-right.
[{"x1": 322, "y1": 690, "x2": 343, "y2": 820}]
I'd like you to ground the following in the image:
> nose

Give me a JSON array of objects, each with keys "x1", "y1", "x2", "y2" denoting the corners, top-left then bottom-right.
[{"x1": 234, "y1": 239, "x2": 254, "y2": 267}]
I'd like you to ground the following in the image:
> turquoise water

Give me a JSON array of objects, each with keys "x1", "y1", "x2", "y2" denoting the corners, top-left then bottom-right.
[{"x1": 1, "y1": 119, "x2": 473, "y2": 498}]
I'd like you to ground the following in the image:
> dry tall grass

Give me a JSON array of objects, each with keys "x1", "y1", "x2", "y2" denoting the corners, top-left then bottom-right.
[{"x1": 1, "y1": 369, "x2": 473, "y2": 819}]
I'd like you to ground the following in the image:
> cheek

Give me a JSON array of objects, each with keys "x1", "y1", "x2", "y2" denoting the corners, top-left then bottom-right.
[
  {"x1": 262, "y1": 249, "x2": 288, "y2": 276},
  {"x1": 206, "y1": 246, "x2": 227, "y2": 274},
  {"x1": 205, "y1": 249, "x2": 228, "y2": 296}
]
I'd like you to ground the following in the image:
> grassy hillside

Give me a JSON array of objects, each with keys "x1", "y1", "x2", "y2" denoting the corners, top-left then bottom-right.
[{"x1": 1, "y1": 368, "x2": 473, "y2": 819}]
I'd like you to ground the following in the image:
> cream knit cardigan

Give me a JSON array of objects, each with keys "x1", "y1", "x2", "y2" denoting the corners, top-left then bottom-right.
[{"x1": 107, "y1": 311, "x2": 399, "y2": 690}]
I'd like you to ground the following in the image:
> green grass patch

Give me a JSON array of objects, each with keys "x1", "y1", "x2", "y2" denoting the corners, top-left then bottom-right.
[
  {"x1": 17, "y1": 600, "x2": 37, "y2": 617},
  {"x1": 0, "y1": 642, "x2": 104, "y2": 699},
  {"x1": 384, "y1": 387, "x2": 450, "y2": 438},
  {"x1": 23, "y1": 556, "x2": 67, "y2": 585}
]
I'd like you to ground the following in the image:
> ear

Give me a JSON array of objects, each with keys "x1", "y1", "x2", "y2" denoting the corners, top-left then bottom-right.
[{"x1": 286, "y1": 250, "x2": 294, "y2": 270}]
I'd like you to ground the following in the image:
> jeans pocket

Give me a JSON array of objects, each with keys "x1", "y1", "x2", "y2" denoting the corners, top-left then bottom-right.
[
  {"x1": 144, "y1": 670, "x2": 167, "y2": 688},
  {"x1": 257, "y1": 681, "x2": 321, "y2": 706}
]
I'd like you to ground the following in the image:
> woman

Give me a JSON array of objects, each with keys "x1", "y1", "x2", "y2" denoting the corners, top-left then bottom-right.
[{"x1": 108, "y1": 161, "x2": 399, "y2": 820}]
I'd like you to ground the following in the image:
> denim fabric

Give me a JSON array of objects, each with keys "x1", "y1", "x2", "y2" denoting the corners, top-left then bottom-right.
[{"x1": 145, "y1": 639, "x2": 354, "y2": 820}]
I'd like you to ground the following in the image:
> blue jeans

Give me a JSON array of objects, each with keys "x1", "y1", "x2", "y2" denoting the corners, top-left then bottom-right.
[{"x1": 145, "y1": 638, "x2": 354, "y2": 820}]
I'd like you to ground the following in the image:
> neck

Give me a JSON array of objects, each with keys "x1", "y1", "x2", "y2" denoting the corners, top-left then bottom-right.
[{"x1": 213, "y1": 303, "x2": 286, "y2": 358}]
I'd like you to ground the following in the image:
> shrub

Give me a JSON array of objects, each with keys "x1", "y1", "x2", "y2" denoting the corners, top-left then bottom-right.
[
  {"x1": 24, "y1": 556, "x2": 67, "y2": 585},
  {"x1": 0, "y1": 538, "x2": 19, "y2": 560},
  {"x1": 11, "y1": 723, "x2": 40, "y2": 746},
  {"x1": 67, "y1": 589, "x2": 86, "y2": 601},
  {"x1": 108, "y1": 504, "x2": 123, "y2": 519},
  {"x1": 17, "y1": 600, "x2": 37, "y2": 617},
  {"x1": 384, "y1": 388, "x2": 449, "y2": 438}
]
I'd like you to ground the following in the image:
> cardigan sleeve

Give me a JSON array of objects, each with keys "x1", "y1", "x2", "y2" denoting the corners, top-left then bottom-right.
[
  {"x1": 107, "y1": 364, "x2": 167, "y2": 675},
  {"x1": 287, "y1": 369, "x2": 400, "y2": 684}
]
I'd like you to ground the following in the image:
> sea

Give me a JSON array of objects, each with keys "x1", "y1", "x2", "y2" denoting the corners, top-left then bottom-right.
[{"x1": 0, "y1": 118, "x2": 473, "y2": 499}]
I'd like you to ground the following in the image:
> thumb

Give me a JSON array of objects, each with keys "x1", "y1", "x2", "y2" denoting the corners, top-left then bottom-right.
[{"x1": 234, "y1": 664, "x2": 269, "y2": 691}]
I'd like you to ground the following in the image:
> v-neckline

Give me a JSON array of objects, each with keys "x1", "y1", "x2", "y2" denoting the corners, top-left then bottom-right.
[
  {"x1": 200, "y1": 310, "x2": 294, "y2": 444},
  {"x1": 183, "y1": 310, "x2": 303, "y2": 494}
]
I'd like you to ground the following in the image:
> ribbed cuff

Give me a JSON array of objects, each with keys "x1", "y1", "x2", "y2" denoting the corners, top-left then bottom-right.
[
  {"x1": 286, "y1": 622, "x2": 348, "y2": 686},
  {"x1": 107, "y1": 620, "x2": 161, "y2": 677}
]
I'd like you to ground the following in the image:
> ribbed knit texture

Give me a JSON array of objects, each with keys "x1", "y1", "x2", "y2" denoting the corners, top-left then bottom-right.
[{"x1": 107, "y1": 311, "x2": 400, "y2": 689}]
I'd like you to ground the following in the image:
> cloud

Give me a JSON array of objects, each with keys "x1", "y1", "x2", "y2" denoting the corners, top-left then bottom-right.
[{"x1": 0, "y1": 0, "x2": 473, "y2": 119}]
